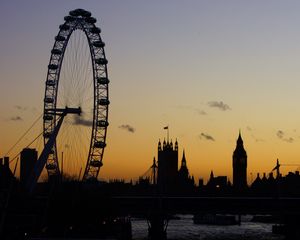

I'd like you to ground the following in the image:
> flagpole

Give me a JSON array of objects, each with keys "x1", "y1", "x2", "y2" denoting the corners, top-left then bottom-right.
[
  {"x1": 167, "y1": 126, "x2": 169, "y2": 143},
  {"x1": 163, "y1": 126, "x2": 169, "y2": 143}
]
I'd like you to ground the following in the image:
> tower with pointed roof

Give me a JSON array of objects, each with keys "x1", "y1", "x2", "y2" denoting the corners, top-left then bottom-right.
[
  {"x1": 232, "y1": 131, "x2": 247, "y2": 190},
  {"x1": 157, "y1": 139, "x2": 178, "y2": 192},
  {"x1": 178, "y1": 150, "x2": 189, "y2": 180}
]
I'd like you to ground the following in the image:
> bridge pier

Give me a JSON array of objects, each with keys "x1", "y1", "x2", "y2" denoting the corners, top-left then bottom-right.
[{"x1": 147, "y1": 212, "x2": 168, "y2": 240}]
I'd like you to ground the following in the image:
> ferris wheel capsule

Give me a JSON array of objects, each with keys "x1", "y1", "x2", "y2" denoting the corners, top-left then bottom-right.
[{"x1": 43, "y1": 9, "x2": 109, "y2": 181}]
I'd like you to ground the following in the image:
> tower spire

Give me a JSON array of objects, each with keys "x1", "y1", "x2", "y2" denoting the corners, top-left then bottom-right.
[
  {"x1": 152, "y1": 157, "x2": 157, "y2": 185},
  {"x1": 237, "y1": 130, "x2": 243, "y2": 144},
  {"x1": 181, "y1": 149, "x2": 186, "y2": 167}
]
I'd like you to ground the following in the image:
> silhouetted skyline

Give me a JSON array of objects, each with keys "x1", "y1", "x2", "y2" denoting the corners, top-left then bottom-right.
[{"x1": 2, "y1": 1, "x2": 300, "y2": 182}]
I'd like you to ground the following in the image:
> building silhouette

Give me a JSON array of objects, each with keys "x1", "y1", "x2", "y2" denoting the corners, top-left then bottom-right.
[
  {"x1": 0, "y1": 156, "x2": 14, "y2": 188},
  {"x1": 20, "y1": 148, "x2": 38, "y2": 185},
  {"x1": 207, "y1": 170, "x2": 228, "y2": 190},
  {"x1": 156, "y1": 139, "x2": 194, "y2": 193},
  {"x1": 157, "y1": 139, "x2": 178, "y2": 192},
  {"x1": 178, "y1": 150, "x2": 189, "y2": 181},
  {"x1": 178, "y1": 150, "x2": 195, "y2": 191},
  {"x1": 232, "y1": 131, "x2": 247, "y2": 190}
]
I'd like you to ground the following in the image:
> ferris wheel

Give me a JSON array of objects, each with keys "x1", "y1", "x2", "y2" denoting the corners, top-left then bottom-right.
[{"x1": 42, "y1": 9, "x2": 109, "y2": 182}]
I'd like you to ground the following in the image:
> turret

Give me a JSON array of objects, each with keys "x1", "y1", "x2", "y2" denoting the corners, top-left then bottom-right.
[
  {"x1": 210, "y1": 170, "x2": 214, "y2": 180},
  {"x1": 158, "y1": 140, "x2": 162, "y2": 151},
  {"x1": 181, "y1": 149, "x2": 187, "y2": 168},
  {"x1": 179, "y1": 150, "x2": 189, "y2": 178},
  {"x1": 152, "y1": 157, "x2": 157, "y2": 185}
]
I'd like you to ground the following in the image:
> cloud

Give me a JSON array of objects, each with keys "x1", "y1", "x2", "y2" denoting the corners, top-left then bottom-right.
[
  {"x1": 199, "y1": 132, "x2": 215, "y2": 141},
  {"x1": 174, "y1": 105, "x2": 192, "y2": 110},
  {"x1": 173, "y1": 105, "x2": 208, "y2": 116},
  {"x1": 10, "y1": 116, "x2": 23, "y2": 121},
  {"x1": 14, "y1": 105, "x2": 37, "y2": 113},
  {"x1": 73, "y1": 116, "x2": 93, "y2": 127},
  {"x1": 14, "y1": 105, "x2": 27, "y2": 111},
  {"x1": 276, "y1": 130, "x2": 284, "y2": 139},
  {"x1": 195, "y1": 109, "x2": 207, "y2": 115},
  {"x1": 119, "y1": 124, "x2": 135, "y2": 133},
  {"x1": 276, "y1": 130, "x2": 294, "y2": 143},
  {"x1": 252, "y1": 135, "x2": 264, "y2": 142},
  {"x1": 246, "y1": 126, "x2": 264, "y2": 142},
  {"x1": 207, "y1": 101, "x2": 231, "y2": 111},
  {"x1": 285, "y1": 137, "x2": 294, "y2": 143}
]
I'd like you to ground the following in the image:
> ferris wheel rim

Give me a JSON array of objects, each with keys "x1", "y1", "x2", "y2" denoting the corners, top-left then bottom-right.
[{"x1": 42, "y1": 9, "x2": 109, "y2": 181}]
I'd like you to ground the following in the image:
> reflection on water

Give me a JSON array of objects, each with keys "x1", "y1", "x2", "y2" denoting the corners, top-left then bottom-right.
[{"x1": 132, "y1": 215, "x2": 285, "y2": 240}]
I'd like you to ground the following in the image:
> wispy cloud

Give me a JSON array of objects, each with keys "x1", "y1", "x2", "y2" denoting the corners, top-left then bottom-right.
[
  {"x1": 173, "y1": 105, "x2": 208, "y2": 116},
  {"x1": 174, "y1": 105, "x2": 192, "y2": 110},
  {"x1": 14, "y1": 105, "x2": 37, "y2": 113},
  {"x1": 73, "y1": 116, "x2": 93, "y2": 127},
  {"x1": 119, "y1": 124, "x2": 135, "y2": 133},
  {"x1": 195, "y1": 109, "x2": 207, "y2": 115},
  {"x1": 199, "y1": 132, "x2": 215, "y2": 141},
  {"x1": 10, "y1": 116, "x2": 23, "y2": 121},
  {"x1": 276, "y1": 130, "x2": 294, "y2": 143},
  {"x1": 208, "y1": 101, "x2": 231, "y2": 111},
  {"x1": 14, "y1": 105, "x2": 27, "y2": 111},
  {"x1": 247, "y1": 126, "x2": 264, "y2": 142}
]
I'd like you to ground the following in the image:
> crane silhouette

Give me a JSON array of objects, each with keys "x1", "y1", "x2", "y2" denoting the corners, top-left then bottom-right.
[{"x1": 271, "y1": 158, "x2": 300, "y2": 177}]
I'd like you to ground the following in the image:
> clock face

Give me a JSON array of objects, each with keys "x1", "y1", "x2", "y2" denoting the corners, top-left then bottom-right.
[{"x1": 233, "y1": 157, "x2": 246, "y2": 165}]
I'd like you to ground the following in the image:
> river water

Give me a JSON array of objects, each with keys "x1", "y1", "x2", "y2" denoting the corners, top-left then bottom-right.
[{"x1": 131, "y1": 215, "x2": 285, "y2": 240}]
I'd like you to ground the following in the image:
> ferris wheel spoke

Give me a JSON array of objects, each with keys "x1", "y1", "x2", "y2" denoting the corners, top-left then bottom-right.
[{"x1": 43, "y1": 9, "x2": 109, "y2": 181}]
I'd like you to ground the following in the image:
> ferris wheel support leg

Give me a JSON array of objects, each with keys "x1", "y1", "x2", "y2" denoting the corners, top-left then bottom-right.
[
  {"x1": 27, "y1": 114, "x2": 65, "y2": 193},
  {"x1": 28, "y1": 107, "x2": 81, "y2": 193}
]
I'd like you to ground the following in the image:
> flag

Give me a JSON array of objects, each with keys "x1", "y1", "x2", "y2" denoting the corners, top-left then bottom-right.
[{"x1": 163, "y1": 126, "x2": 168, "y2": 129}]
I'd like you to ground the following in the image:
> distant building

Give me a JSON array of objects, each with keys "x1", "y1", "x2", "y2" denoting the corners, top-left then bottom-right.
[
  {"x1": 0, "y1": 156, "x2": 14, "y2": 188},
  {"x1": 156, "y1": 139, "x2": 195, "y2": 193},
  {"x1": 250, "y1": 170, "x2": 300, "y2": 197},
  {"x1": 20, "y1": 148, "x2": 38, "y2": 185},
  {"x1": 178, "y1": 150, "x2": 195, "y2": 190},
  {"x1": 157, "y1": 139, "x2": 178, "y2": 192},
  {"x1": 178, "y1": 150, "x2": 189, "y2": 181},
  {"x1": 232, "y1": 131, "x2": 247, "y2": 190},
  {"x1": 207, "y1": 170, "x2": 228, "y2": 190}
]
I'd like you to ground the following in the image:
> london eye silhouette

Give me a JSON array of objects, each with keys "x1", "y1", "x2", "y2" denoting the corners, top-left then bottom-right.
[{"x1": 39, "y1": 9, "x2": 109, "y2": 185}]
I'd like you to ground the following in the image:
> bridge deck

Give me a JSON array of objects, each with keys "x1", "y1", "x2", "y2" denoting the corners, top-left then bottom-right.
[{"x1": 111, "y1": 196, "x2": 300, "y2": 215}]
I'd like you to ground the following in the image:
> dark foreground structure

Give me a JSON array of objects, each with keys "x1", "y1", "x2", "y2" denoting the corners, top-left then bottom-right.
[{"x1": 1, "y1": 177, "x2": 300, "y2": 240}]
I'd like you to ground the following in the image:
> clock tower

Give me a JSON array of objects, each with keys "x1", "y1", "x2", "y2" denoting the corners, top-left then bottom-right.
[{"x1": 232, "y1": 131, "x2": 247, "y2": 190}]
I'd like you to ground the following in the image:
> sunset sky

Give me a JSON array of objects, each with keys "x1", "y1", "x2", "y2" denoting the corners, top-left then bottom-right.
[{"x1": 1, "y1": 1, "x2": 300, "y2": 183}]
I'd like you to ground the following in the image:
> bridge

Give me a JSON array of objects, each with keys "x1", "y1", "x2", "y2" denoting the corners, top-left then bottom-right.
[
  {"x1": 109, "y1": 195, "x2": 300, "y2": 239},
  {"x1": 110, "y1": 196, "x2": 300, "y2": 215}
]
